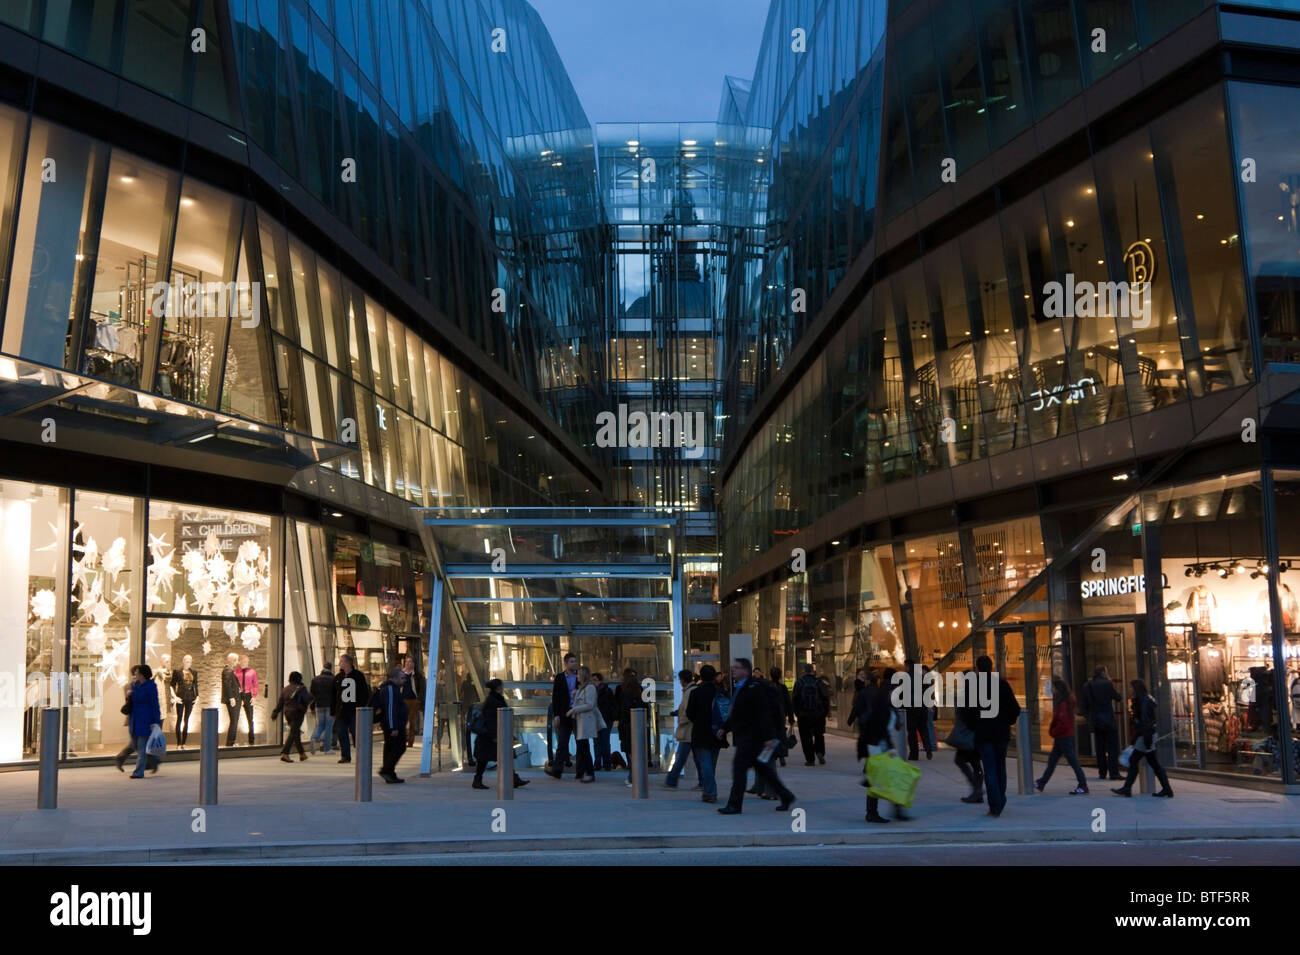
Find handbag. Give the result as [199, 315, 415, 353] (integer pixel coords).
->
[943, 723, 974, 751]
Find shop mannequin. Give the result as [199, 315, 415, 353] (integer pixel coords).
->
[222, 653, 241, 746]
[233, 653, 258, 745]
[170, 653, 198, 749]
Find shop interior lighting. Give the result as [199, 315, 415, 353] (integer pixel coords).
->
[1184, 559, 1290, 579]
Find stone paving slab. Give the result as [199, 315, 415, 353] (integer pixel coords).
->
[0, 737, 1295, 862]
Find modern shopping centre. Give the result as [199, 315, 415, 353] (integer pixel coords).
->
[1, 0, 1300, 790]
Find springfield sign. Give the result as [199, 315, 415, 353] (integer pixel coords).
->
[1081, 573, 1168, 600]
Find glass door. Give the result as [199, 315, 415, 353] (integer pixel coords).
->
[1071, 622, 1137, 755]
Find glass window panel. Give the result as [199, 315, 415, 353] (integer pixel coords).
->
[315, 257, 345, 369]
[1023, 0, 1082, 117]
[1229, 81, 1300, 368]
[0, 106, 26, 318]
[927, 239, 979, 463]
[192, 0, 235, 124]
[406, 328, 427, 421]
[343, 279, 369, 382]
[439, 354, 461, 440]
[1077, 0, 1139, 83]
[0, 482, 67, 763]
[259, 214, 290, 336]
[221, 232, 278, 424]
[301, 352, 332, 439]
[975, 0, 1032, 146]
[4, 120, 103, 370]
[365, 297, 391, 398]
[935, 0, 988, 170]
[70, 490, 142, 758]
[164, 179, 243, 407]
[121, 0, 190, 101]
[423, 345, 441, 430]
[43, 0, 122, 69]
[898, 21, 946, 204]
[287, 238, 321, 356]
[1151, 87, 1250, 392]
[81, 153, 176, 391]
[1093, 129, 1183, 408]
[387, 313, 410, 410]
[964, 220, 1029, 455]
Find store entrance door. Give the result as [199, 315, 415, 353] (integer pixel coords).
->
[1070, 621, 1137, 757]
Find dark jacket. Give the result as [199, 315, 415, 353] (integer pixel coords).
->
[972, 676, 1022, 745]
[371, 680, 406, 734]
[309, 670, 334, 712]
[721, 677, 780, 745]
[220, 665, 240, 702]
[126, 679, 161, 739]
[773, 680, 794, 724]
[479, 689, 507, 740]
[846, 682, 872, 729]
[553, 670, 577, 718]
[271, 683, 312, 723]
[1132, 693, 1158, 747]
[792, 673, 829, 718]
[616, 682, 647, 752]
[595, 683, 618, 725]
[170, 668, 198, 703]
[1081, 676, 1121, 728]
[686, 680, 721, 750]
[855, 683, 894, 757]
[330, 667, 371, 717]
[401, 669, 425, 701]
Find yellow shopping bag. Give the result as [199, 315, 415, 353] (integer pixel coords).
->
[865, 752, 921, 808]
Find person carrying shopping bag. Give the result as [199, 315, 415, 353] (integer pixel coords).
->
[858, 671, 913, 823]
[123, 664, 162, 779]
[1112, 679, 1174, 798]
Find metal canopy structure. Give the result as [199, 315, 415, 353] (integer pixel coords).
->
[414, 507, 687, 775]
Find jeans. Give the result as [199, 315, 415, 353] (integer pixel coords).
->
[666, 740, 693, 786]
[132, 736, 151, 776]
[1092, 723, 1120, 778]
[1039, 735, 1087, 789]
[726, 739, 793, 809]
[226, 694, 254, 745]
[797, 716, 825, 763]
[174, 699, 194, 746]
[336, 710, 356, 761]
[594, 727, 612, 770]
[310, 711, 335, 752]
[977, 739, 1010, 814]
[693, 746, 718, 797]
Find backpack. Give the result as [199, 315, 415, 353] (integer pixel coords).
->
[468, 703, 487, 736]
[711, 691, 731, 734]
[798, 678, 824, 716]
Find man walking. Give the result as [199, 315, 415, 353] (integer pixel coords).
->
[717, 658, 796, 815]
[547, 652, 579, 778]
[903, 659, 933, 760]
[973, 655, 1021, 817]
[1081, 665, 1122, 780]
[373, 667, 408, 783]
[592, 672, 617, 771]
[665, 669, 696, 789]
[402, 655, 425, 746]
[792, 663, 829, 765]
[309, 661, 335, 754]
[331, 654, 370, 764]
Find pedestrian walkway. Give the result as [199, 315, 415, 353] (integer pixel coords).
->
[1, 736, 1296, 863]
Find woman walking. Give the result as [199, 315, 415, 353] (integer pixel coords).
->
[471, 679, 530, 790]
[1113, 679, 1173, 797]
[271, 671, 313, 762]
[1035, 678, 1089, 794]
[123, 664, 161, 779]
[566, 666, 600, 782]
[616, 667, 646, 787]
[858, 671, 909, 823]
[944, 675, 985, 804]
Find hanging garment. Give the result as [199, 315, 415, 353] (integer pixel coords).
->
[92, 320, 119, 352]
[1198, 646, 1228, 694]
[1187, 586, 1219, 634]
[1202, 702, 1227, 751]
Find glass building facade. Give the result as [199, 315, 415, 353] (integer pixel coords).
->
[0, 0, 606, 763]
[720, 0, 1300, 786]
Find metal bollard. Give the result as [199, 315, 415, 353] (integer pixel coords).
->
[37, 708, 59, 809]
[497, 707, 513, 800]
[199, 708, 219, 806]
[355, 707, 373, 802]
[631, 708, 649, 798]
[1017, 710, 1034, 795]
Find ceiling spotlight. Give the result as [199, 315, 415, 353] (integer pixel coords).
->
[1217, 566, 1229, 578]
[1184, 566, 1194, 577]
[1234, 561, 1245, 575]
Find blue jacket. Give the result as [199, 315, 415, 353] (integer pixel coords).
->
[128, 679, 161, 738]
[372, 681, 406, 733]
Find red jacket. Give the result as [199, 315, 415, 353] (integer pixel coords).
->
[1049, 698, 1075, 739]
